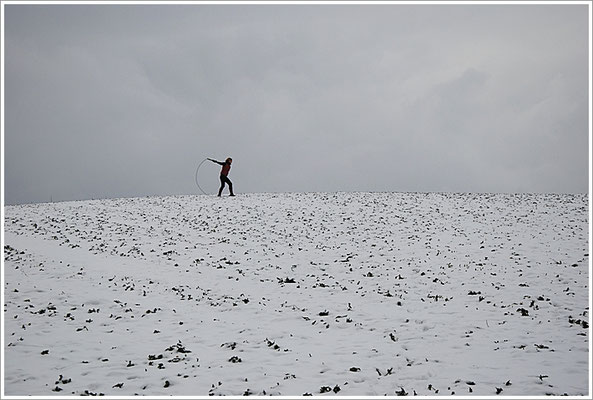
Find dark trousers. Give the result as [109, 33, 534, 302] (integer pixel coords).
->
[218, 175, 234, 196]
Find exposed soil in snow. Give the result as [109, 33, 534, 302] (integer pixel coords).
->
[2, 192, 589, 396]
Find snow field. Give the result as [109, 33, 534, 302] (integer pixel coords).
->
[2, 192, 589, 396]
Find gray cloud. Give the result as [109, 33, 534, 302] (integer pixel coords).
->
[3, 4, 589, 204]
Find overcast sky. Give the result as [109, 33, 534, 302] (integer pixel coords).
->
[2, 2, 590, 204]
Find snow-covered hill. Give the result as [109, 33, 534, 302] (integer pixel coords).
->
[2, 192, 590, 397]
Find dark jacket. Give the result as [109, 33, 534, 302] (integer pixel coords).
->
[213, 160, 231, 176]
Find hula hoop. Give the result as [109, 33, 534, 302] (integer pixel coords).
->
[194, 158, 209, 195]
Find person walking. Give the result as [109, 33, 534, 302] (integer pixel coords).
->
[208, 157, 235, 196]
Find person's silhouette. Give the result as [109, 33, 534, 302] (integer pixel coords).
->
[208, 157, 235, 196]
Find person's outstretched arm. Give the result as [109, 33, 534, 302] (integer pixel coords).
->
[208, 158, 224, 166]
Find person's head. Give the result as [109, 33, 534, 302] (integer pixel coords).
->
[226, 157, 233, 164]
